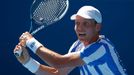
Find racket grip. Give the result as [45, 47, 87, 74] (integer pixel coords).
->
[14, 49, 22, 57]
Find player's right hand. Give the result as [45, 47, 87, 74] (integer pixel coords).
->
[19, 32, 33, 47]
[14, 43, 30, 64]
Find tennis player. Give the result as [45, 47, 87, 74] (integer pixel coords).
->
[14, 6, 127, 75]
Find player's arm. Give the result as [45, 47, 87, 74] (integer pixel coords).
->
[36, 46, 85, 68]
[14, 44, 70, 75]
[19, 32, 85, 68]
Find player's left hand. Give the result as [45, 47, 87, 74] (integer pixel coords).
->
[14, 44, 30, 64]
[19, 32, 33, 46]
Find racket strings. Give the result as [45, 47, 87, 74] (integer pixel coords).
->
[33, 0, 67, 25]
[35, 0, 60, 23]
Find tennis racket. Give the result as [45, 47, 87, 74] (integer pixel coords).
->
[14, 0, 69, 57]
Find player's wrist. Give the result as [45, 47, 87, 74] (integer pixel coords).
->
[26, 38, 43, 53]
[23, 57, 40, 73]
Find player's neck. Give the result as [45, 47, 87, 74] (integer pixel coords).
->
[83, 34, 99, 46]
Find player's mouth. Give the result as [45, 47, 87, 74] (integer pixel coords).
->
[78, 33, 86, 37]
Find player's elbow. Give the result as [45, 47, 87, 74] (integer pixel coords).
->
[50, 68, 60, 75]
[51, 55, 71, 68]
[35, 65, 60, 75]
[51, 57, 65, 68]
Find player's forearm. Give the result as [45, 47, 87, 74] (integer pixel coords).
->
[36, 64, 75, 75]
[21, 57, 59, 75]
[36, 46, 84, 68]
[36, 46, 65, 67]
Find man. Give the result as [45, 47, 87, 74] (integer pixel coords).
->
[14, 6, 127, 75]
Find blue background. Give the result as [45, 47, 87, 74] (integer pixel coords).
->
[1, 0, 134, 75]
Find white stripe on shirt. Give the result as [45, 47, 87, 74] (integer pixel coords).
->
[98, 62, 114, 75]
[87, 65, 99, 75]
[83, 45, 106, 64]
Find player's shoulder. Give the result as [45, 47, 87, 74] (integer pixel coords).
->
[68, 40, 81, 53]
[99, 35, 114, 46]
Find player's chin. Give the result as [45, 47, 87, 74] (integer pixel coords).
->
[77, 35, 92, 42]
[78, 36, 87, 42]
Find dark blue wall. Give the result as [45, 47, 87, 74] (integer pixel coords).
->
[1, 0, 134, 75]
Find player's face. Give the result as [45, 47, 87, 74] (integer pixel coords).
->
[75, 15, 100, 43]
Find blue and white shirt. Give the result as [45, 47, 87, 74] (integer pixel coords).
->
[68, 35, 127, 75]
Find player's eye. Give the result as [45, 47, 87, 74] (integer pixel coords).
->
[75, 21, 80, 26]
[83, 22, 89, 27]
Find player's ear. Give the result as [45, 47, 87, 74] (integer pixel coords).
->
[74, 24, 77, 31]
[95, 24, 102, 32]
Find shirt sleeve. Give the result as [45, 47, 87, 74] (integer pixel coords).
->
[80, 43, 106, 64]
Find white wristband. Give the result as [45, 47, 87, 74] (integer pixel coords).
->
[23, 58, 40, 73]
[26, 38, 43, 53]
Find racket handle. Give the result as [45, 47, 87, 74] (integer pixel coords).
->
[14, 49, 22, 57]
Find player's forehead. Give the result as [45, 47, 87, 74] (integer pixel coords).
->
[75, 15, 95, 23]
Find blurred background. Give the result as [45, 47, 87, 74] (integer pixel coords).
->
[1, 0, 134, 75]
